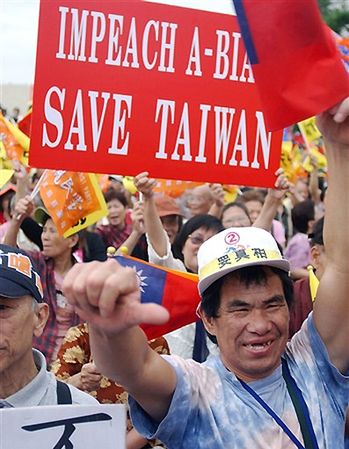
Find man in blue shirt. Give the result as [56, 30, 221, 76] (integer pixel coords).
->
[63, 99, 349, 449]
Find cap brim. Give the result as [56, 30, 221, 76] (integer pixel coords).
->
[158, 210, 182, 217]
[198, 259, 290, 295]
[34, 207, 50, 225]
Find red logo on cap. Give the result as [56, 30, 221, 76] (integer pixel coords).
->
[225, 232, 240, 245]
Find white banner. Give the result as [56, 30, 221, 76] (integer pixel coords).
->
[1, 404, 126, 449]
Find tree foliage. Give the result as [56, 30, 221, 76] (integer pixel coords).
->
[318, 0, 349, 34]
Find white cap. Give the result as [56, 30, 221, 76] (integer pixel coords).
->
[197, 227, 290, 295]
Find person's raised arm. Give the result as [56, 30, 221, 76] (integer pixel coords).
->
[62, 259, 176, 421]
[253, 168, 289, 233]
[134, 171, 168, 257]
[313, 97, 349, 374]
[12, 160, 31, 202]
[308, 156, 322, 206]
[116, 201, 145, 256]
[3, 195, 34, 247]
[207, 183, 225, 219]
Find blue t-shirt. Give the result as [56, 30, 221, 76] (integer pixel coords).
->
[130, 314, 349, 449]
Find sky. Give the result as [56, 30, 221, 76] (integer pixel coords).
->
[0, 0, 234, 85]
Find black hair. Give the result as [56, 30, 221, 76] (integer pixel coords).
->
[291, 200, 315, 234]
[309, 216, 324, 246]
[200, 266, 294, 344]
[103, 188, 128, 208]
[0, 190, 15, 214]
[172, 214, 224, 262]
[41, 213, 50, 226]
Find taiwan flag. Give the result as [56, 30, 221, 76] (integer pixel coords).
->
[233, 0, 349, 131]
[115, 255, 200, 339]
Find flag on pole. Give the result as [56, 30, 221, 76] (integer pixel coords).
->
[0, 113, 29, 165]
[0, 170, 14, 190]
[39, 170, 108, 236]
[307, 265, 319, 303]
[298, 117, 322, 145]
[115, 255, 200, 340]
[233, 0, 349, 131]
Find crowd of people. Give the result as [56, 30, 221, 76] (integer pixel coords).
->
[0, 97, 348, 449]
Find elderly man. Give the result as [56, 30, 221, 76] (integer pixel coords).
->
[62, 99, 349, 449]
[0, 244, 97, 407]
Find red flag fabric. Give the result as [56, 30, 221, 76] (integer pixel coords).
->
[18, 109, 32, 137]
[115, 255, 200, 340]
[233, 0, 349, 131]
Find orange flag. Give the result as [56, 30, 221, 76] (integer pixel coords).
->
[153, 179, 202, 198]
[0, 113, 27, 163]
[39, 170, 107, 236]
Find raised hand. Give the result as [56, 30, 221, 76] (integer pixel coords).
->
[316, 97, 349, 147]
[62, 259, 170, 335]
[209, 183, 225, 208]
[134, 171, 157, 199]
[269, 168, 290, 201]
[13, 195, 34, 221]
[131, 201, 145, 234]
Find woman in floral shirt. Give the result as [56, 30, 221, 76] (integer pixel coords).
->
[51, 323, 169, 449]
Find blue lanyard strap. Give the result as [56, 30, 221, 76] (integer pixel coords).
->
[238, 376, 306, 449]
[281, 359, 320, 449]
[238, 359, 319, 449]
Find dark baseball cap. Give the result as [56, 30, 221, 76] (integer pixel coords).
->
[0, 244, 44, 303]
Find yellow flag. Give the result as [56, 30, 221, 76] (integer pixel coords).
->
[0, 169, 14, 190]
[303, 146, 327, 173]
[298, 117, 322, 144]
[307, 265, 319, 302]
[281, 141, 293, 179]
[123, 176, 137, 195]
[3, 117, 30, 151]
[223, 185, 240, 203]
[0, 142, 13, 169]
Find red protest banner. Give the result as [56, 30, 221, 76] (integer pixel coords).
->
[29, 0, 282, 188]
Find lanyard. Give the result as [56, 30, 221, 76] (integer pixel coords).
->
[281, 359, 320, 449]
[238, 359, 319, 449]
